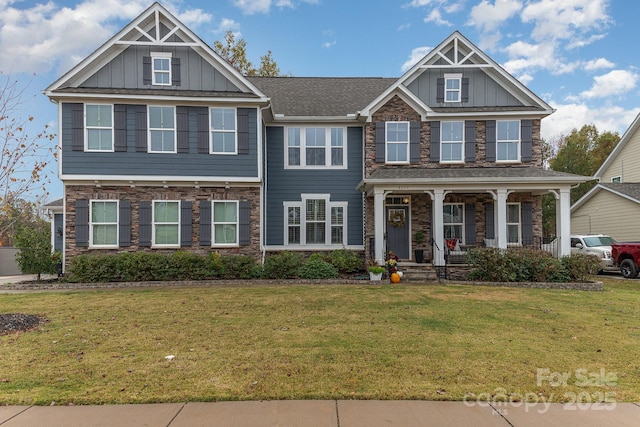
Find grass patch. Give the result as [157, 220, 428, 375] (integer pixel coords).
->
[1, 277, 639, 405]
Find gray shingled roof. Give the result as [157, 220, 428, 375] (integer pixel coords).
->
[600, 183, 640, 202]
[247, 76, 396, 117]
[367, 167, 589, 181]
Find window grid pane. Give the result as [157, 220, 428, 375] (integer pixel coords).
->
[149, 107, 175, 152]
[213, 202, 238, 245]
[91, 201, 118, 246]
[497, 120, 520, 161]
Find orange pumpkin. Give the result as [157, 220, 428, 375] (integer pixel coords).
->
[390, 272, 401, 283]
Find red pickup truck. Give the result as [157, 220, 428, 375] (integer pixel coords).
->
[611, 242, 640, 278]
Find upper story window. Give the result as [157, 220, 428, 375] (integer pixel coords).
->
[152, 52, 172, 86]
[210, 108, 237, 154]
[441, 121, 464, 162]
[153, 200, 180, 247]
[386, 121, 409, 164]
[85, 104, 113, 151]
[497, 120, 520, 162]
[507, 203, 521, 244]
[90, 200, 118, 247]
[444, 73, 462, 102]
[148, 106, 176, 153]
[284, 194, 347, 246]
[285, 127, 346, 168]
[213, 201, 239, 246]
[612, 176, 621, 183]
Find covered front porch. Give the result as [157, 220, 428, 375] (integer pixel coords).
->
[358, 168, 587, 267]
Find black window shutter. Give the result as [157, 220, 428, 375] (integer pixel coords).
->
[485, 203, 495, 239]
[465, 203, 476, 246]
[143, 56, 152, 85]
[139, 201, 152, 247]
[199, 201, 212, 246]
[436, 78, 444, 103]
[465, 120, 476, 162]
[461, 78, 469, 102]
[486, 120, 496, 162]
[521, 120, 533, 162]
[171, 57, 181, 86]
[180, 201, 192, 247]
[198, 108, 210, 154]
[239, 201, 251, 246]
[430, 121, 440, 162]
[71, 103, 84, 151]
[135, 105, 148, 152]
[237, 108, 250, 154]
[176, 106, 189, 153]
[409, 121, 421, 163]
[375, 122, 385, 163]
[522, 202, 533, 245]
[119, 200, 131, 247]
[75, 199, 89, 247]
[114, 104, 127, 152]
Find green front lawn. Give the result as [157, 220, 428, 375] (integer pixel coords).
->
[1, 277, 639, 405]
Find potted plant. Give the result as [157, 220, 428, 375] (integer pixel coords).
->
[367, 264, 386, 281]
[414, 231, 426, 263]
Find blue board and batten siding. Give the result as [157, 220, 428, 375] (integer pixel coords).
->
[60, 103, 259, 178]
[264, 126, 364, 247]
[81, 45, 242, 93]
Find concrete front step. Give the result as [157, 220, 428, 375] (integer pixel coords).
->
[397, 262, 439, 282]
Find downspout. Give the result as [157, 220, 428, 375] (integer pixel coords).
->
[259, 102, 271, 265]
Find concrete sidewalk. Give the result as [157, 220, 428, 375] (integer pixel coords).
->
[1, 400, 639, 426]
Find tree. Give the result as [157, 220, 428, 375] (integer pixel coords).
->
[1, 73, 56, 244]
[14, 220, 59, 281]
[213, 31, 281, 77]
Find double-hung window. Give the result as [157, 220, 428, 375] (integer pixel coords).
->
[153, 201, 180, 247]
[152, 52, 171, 86]
[85, 104, 113, 151]
[210, 108, 237, 154]
[285, 127, 345, 168]
[507, 203, 521, 244]
[148, 106, 176, 153]
[284, 195, 347, 246]
[90, 200, 118, 247]
[213, 201, 238, 246]
[497, 120, 520, 162]
[440, 121, 464, 162]
[386, 121, 409, 163]
[443, 204, 464, 242]
[444, 73, 462, 102]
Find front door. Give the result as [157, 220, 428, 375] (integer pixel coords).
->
[386, 206, 410, 259]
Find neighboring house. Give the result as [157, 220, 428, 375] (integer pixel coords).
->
[572, 113, 640, 241]
[45, 2, 586, 270]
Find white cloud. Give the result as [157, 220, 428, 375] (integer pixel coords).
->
[468, 0, 522, 33]
[584, 58, 615, 71]
[424, 8, 452, 26]
[579, 70, 639, 99]
[216, 18, 241, 34]
[502, 40, 559, 75]
[401, 46, 433, 72]
[322, 40, 336, 49]
[232, 0, 272, 15]
[543, 103, 640, 141]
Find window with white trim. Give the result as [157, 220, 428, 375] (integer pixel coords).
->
[443, 203, 464, 242]
[153, 201, 180, 247]
[213, 201, 238, 246]
[497, 120, 520, 162]
[386, 121, 409, 163]
[152, 52, 171, 86]
[285, 127, 346, 168]
[148, 106, 176, 153]
[283, 195, 347, 246]
[90, 200, 118, 247]
[444, 73, 462, 102]
[441, 121, 464, 162]
[611, 176, 621, 183]
[85, 104, 113, 151]
[210, 108, 237, 154]
[507, 203, 521, 244]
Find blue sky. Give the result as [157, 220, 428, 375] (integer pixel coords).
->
[1, 0, 639, 202]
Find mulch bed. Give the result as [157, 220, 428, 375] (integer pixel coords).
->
[0, 313, 48, 336]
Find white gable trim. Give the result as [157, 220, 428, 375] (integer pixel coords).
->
[594, 112, 640, 178]
[571, 183, 640, 213]
[361, 86, 431, 121]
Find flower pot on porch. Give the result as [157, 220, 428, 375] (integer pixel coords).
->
[369, 272, 383, 281]
[414, 249, 424, 263]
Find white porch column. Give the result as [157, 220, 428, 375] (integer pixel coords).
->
[432, 189, 445, 266]
[374, 188, 386, 265]
[557, 188, 572, 257]
[496, 188, 508, 249]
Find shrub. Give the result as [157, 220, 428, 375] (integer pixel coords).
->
[262, 251, 304, 279]
[561, 253, 600, 282]
[325, 249, 362, 274]
[299, 259, 339, 279]
[219, 254, 261, 279]
[68, 253, 120, 283]
[14, 222, 59, 280]
[169, 251, 217, 280]
[467, 248, 569, 283]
